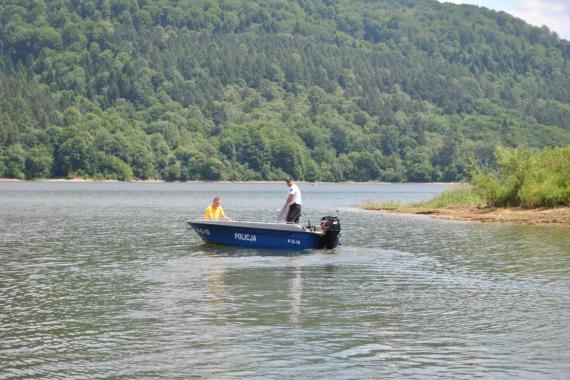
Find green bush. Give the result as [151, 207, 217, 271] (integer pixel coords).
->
[473, 146, 570, 208]
[0, 152, 5, 178]
[4, 144, 26, 179]
[96, 154, 133, 181]
[24, 146, 53, 179]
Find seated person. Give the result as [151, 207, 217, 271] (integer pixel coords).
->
[204, 196, 230, 220]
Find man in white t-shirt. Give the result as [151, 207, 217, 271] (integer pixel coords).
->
[284, 177, 302, 223]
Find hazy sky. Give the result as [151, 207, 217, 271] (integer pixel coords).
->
[438, 0, 570, 40]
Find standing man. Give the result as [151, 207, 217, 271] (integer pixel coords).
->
[204, 196, 230, 220]
[284, 177, 302, 224]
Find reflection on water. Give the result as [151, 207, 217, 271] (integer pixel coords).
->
[207, 253, 225, 307]
[0, 182, 569, 378]
[203, 252, 307, 325]
[287, 259, 303, 324]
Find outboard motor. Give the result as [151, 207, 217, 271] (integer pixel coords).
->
[318, 216, 341, 249]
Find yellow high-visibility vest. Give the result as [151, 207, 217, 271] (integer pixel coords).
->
[204, 205, 226, 219]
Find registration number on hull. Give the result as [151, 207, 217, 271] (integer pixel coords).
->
[195, 227, 210, 236]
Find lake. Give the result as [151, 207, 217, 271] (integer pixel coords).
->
[1, 182, 569, 379]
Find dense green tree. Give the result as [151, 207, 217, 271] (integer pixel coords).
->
[96, 153, 133, 180]
[24, 146, 53, 179]
[4, 144, 26, 179]
[54, 134, 96, 177]
[271, 138, 304, 179]
[0, 154, 5, 178]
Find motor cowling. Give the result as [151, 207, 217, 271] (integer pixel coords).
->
[318, 216, 341, 249]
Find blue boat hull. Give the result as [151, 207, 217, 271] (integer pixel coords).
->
[188, 220, 337, 250]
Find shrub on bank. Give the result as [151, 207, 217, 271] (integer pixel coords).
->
[472, 146, 570, 208]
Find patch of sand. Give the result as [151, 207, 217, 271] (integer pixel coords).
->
[371, 206, 570, 227]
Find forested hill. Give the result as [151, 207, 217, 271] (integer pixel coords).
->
[1, 0, 569, 181]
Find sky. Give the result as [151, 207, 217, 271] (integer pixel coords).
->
[438, 0, 570, 40]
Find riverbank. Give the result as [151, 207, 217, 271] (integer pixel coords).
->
[364, 205, 570, 227]
[0, 178, 442, 185]
[0, 177, 164, 183]
[362, 183, 570, 226]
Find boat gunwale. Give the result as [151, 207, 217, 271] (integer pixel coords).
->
[187, 218, 318, 233]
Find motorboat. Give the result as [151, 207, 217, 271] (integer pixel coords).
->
[187, 216, 341, 250]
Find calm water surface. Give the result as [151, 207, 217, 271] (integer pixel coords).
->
[1, 182, 569, 379]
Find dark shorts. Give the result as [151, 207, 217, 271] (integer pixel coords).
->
[286, 203, 302, 224]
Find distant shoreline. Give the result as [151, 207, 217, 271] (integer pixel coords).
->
[0, 178, 454, 185]
[0, 178, 163, 183]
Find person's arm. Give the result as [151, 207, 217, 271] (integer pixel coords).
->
[219, 207, 230, 220]
[284, 193, 293, 208]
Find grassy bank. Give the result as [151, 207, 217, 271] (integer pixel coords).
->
[363, 146, 570, 226]
[363, 184, 570, 226]
[362, 184, 483, 212]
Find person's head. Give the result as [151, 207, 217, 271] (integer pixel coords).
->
[285, 177, 293, 186]
[212, 196, 221, 207]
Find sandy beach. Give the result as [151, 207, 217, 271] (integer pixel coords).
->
[368, 206, 570, 227]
